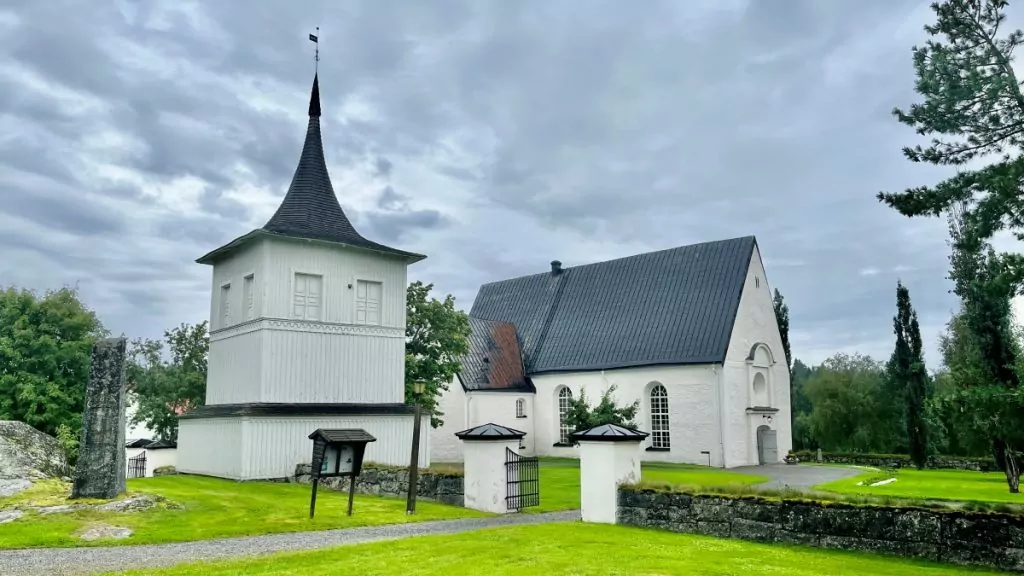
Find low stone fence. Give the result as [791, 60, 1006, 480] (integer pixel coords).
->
[293, 463, 464, 506]
[617, 487, 1024, 573]
[791, 451, 997, 471]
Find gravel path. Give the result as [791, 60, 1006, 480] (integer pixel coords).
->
[0, 510, 580, 576]
[731, 463, 864, 490]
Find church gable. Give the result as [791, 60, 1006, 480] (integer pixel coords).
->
[468, 236, 756, 379]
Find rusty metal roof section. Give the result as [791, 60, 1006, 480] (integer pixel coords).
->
[457, 317, 533, 392]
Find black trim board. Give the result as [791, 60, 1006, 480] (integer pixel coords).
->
[179, 403, 422, 420]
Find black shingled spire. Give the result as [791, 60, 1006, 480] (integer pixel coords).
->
[308, 73, 321, 117]
[257, 73, 424, 261]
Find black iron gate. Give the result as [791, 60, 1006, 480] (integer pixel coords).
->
[505, 447, 540, 511]
[127, 453, 147, 479]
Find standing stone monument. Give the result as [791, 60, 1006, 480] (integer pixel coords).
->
[71, 337, 128, 500]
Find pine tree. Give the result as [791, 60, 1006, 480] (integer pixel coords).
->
[879, 0, 1024, 491]
[886, 281, 930, 469]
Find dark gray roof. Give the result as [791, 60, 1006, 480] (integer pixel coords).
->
[468, 236, 756, 376]
[126, 438, 153, 448]
[145, 439, 177, 450]
[308, 428, 377, 444]
[569, 423, 650, 442]
[457, 317, 534, 392]
[196, 74, 426, 265]
[454, 423, 527, 440]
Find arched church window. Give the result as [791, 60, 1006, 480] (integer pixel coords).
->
[650, 384, 670, 449]
[558, 387, 573, 444]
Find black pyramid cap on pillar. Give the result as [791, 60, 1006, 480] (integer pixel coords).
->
[569, 423, 650, 442]
[454, 422, 527, 441]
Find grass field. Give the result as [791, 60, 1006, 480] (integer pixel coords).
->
[111, 522, 1001, 576]
[524, 457, 769, 512]
[814, 467, 1024, 506]
[0, 475, 483, 549]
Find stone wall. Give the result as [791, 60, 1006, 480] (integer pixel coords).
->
[294, 463, 464, 506]
[792, 450, 997, 471]
[618, 488, 1024, 573]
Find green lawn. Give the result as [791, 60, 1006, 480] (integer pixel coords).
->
[113, 522, 1001, 576]
[814, 468, 1024, 506]
[0, 475, 483, 549]
[531, 457, 768, 512]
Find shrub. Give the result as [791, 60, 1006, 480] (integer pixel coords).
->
[55, 423, 79, 468]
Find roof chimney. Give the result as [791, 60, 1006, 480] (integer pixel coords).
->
[550, 260, 562, 275]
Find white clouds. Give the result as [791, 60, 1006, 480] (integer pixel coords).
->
[0, 0, 1009, 370]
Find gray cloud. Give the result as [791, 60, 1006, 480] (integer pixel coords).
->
[0, 0, 989, 366]
[362, 186, 448, 243]
[374, 157, 393, 178]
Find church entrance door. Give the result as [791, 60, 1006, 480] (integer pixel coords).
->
[756, 425, 778, 465]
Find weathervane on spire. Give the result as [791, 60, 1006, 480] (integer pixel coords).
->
[309, 27, 319, 72]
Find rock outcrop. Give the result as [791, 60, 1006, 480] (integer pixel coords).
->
[0, 420, 69, 497]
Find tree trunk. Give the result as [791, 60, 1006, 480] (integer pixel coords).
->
[994, 438, 1007, 471]
[1002, 444, 1020, 494]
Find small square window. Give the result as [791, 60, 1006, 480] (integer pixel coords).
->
[243, 274, 255, 321]
[293, 273, 323, 321]
[355, 280, 383, 325]
[220, 283, 232, 327]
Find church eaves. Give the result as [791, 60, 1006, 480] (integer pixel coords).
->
[196, 73, 426, 265]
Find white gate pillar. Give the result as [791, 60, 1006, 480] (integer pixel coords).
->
[455, 423, 527, 514]
[571, 423, 649, 524]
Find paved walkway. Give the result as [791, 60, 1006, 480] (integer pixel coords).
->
[0, 510, 580, 576]
[733, 463, 865, 491]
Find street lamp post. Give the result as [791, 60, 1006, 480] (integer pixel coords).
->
[406, 381, 425, 515]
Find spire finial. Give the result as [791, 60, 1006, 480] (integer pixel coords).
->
[309, 27, 320, 73]
[307, 29, 321, 117]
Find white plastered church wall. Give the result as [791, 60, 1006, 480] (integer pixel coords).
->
[530, 365, 722, 466]
[721, 244, 792, 467]
[430, 378, 536, 462]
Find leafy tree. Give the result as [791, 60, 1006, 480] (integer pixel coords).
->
[0, 285, 106, 439]
[772, 288, 792, 371]
[789, 358, 816, 450]
[564, 384, 640, 435]
[126, 322, 208, 442]
[885, 281, 931, 468]
[938, 205, 1024, 490]
[405, 281, 471, 428]
[799, 353, 901, 453]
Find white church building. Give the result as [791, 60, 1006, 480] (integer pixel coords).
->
[431, 237, 792, 469]
[176, 73, 430, 480]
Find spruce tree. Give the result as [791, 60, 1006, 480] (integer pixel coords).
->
[772, 288, 792, 371]
[886, 281, 930, 469]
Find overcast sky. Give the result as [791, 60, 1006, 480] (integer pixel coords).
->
[2, 0, 1022, 369]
